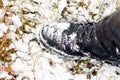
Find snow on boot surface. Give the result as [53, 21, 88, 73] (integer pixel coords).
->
[39, 10, 120, 66]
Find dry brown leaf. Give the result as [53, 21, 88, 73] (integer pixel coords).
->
[0, 0, 3, 8]
[62, 7, 67, 13]
[52, 3, 58, 8]
[78, 1, 87, 7]
[4, 66, 12, 72]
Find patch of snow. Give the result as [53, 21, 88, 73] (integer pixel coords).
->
[74, 74, 87, 80]
[95, 64, 119, 80]
[12, 15, 22, 27]
[57, 22, 70, 31]
[0, 72, 8, 78]
[11, 58, 29, 73]
[58, 0, 67, 13]
[0, 23, 8, 37]
[14, 40, 29, 52]
[0, 23, 8, 32]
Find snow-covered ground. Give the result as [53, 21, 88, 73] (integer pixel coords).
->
[0, 0, 120, 80]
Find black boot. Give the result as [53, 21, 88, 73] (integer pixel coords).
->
[95, 9, 120, 65]
[40, 22, 111, 59]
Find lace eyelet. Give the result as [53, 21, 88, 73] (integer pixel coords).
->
[95, 36, 97, 40]
[87, 38, 91, 42]
[79, 38, 83, 42]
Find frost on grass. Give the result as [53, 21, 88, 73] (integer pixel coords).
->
[0, 0, 120, 80]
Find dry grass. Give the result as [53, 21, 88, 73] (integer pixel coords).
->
[0, 0, 119, 79]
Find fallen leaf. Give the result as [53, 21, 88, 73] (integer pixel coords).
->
[4, 66, 12, 72]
